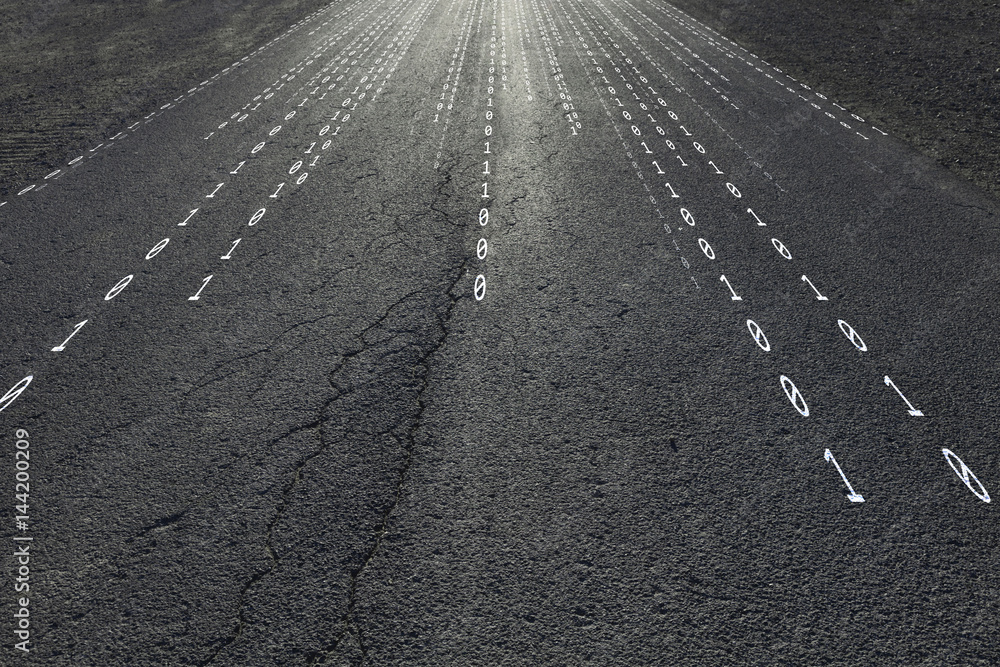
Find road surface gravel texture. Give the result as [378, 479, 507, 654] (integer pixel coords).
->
[665, 0, 1000, 199]
[0, 0, 998, 665]
[0, 0, 338, 194]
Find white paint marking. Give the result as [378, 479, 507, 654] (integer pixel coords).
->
[825, 450, 865, 502]
[52, 320, 88, 352]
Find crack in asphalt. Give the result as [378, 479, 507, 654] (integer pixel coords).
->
[45, 118, 477, 666]
[197, 419, 324, 666]
[182, 311, 344, 402]
[307, 256, 469, 666]
[193, 284, 427, 665]
[428, 156, 462, 226]
[197, 163, 472, 666]
[194, 251, 468, 665]
[363, 229, 409, 256]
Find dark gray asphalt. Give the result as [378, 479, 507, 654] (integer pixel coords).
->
[1, 0, 998, 664]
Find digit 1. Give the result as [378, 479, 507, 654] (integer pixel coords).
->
[708, 161, 723, 174]
[206, 182, 224, 198]
[801, 274, 828, 301]
[719, 274, 742, 301]
[309, 155, 320, 167]
[676, 155, 688, 167]
[664, 183, 679, 198]
[641, 141, 652, 154]
[883, 376, 924, 417]
[824, 449, 865, 503]
[747, 208, 765, 226]
[221, 238, 242, 260]
[188, 275, 214, 301]
[483, 161, 490, 174]
[614, 98, 623, 106]
[51, 319, 89, 352]
[179, 208, 199, 226]
[269, 182, 285, 198]
[305, 142, 316, 153]
[433, 114, 439, 122]
[679, 125, 692, 136]
[652, 161, 665, 174]
[484, 141, 491, 153]
[230, 161, 246, 174]
[482, 182, 489, 198]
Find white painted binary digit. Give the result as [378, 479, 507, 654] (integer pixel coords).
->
[824, 449, 865, 502]
[942, 449, 990, 503]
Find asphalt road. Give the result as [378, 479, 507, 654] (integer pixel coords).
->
[2, 0, 998, 664]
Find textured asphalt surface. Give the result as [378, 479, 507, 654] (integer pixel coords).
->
[2, 0, 998, 664]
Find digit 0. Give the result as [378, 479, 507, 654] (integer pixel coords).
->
[145, 238, 170, 260]
[248, 207, 266, 226]
[771, 238, 792, 260]
[837, 320, 867, 352]
[0, 376, 32, 414]
[105, 275, 134, 301]
[780, 375, 809, 417]
[746, 320, 770, 351]
[698, 238, 715, 259]
[942, 449, 991, 503]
